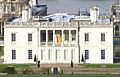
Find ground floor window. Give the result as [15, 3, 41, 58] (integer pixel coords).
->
[56, 50, 61, 60]
[85, 50, 89, 59]
[64, 50, 68, 60]
[71, 50, 75, 60]
[28, 50, 32, 59]
[41, 50, 44, 60]
[48, 50, 51, 60]
[101, 50, 105, 59]
[12, 50, 16, 60]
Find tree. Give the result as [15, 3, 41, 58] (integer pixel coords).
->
[34, 55, 37, 62]
[81, 54, 84, 62]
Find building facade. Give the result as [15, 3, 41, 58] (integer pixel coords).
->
[4, 22, 113, 64]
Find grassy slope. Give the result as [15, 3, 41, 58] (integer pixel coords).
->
[0, 75, 120, 77]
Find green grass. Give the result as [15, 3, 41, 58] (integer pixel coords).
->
[0, 46, 3, 57]
[0, 64, 35, 69]
[115, 45, 120, 57]
[80, 64, 120, 68]
[0, 75, 120, 77]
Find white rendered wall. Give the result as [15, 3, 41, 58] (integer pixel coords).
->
[80, 27, 113, 64]
[4, 28, 38, 64]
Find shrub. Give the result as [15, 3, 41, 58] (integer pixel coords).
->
[1, 66, 17, 74]
[23, 68, 34, 74]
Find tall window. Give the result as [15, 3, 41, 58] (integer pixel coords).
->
[101, 33, 105, 41]
[101, 50, 105, 59]
[28, 33, 32, 42]
[11, 33, 16, 41]
[71, 50, 75, 60]
[48, 50, 51, 60]
[64, 30, 69, 41]
[64, 50, 68, 60]
[28, 50, 32, 59]
[71, 30, 76, 41]
[85, 33, 89, 41]
[85, 50, 89, 59]
[12, 50, 16, 59]
[41, 50, 43, 60]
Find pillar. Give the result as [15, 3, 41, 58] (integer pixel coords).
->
[76, 30, 78, 46]
[39, 30, 41, 47]
[53, 30, 55, 46]
[46, 30, 48, 46]
[1, 22, 2, 35]
[69, 30, 71, 46]
[62, 30, 64, 46]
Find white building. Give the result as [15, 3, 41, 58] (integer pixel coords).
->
[4, 21, 113, 64]
[3, 5, 113, 64]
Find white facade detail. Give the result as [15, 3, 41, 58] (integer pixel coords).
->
[22, 8, 29, 22]
[4, 22, 113, 64]
[90, 6, 99, 22]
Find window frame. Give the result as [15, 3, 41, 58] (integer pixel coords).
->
[101, 50, 105, 59]
[85, 33, 89, 42]
[28, 50, 32, 60]
[85, 50, 89, 59]
[12, 50, 16, 60]
[101, 33, 105, 42]
[28, 33, 32, 42]
[11, 33, 16, 42]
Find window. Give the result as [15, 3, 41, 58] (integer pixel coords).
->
[85, 33, 89, 41]
[85, 50, 89, 59]
[56, 50, 61, 59]
[12, 50, 16, 59]
[41, 50, 43, 60]
[101, 50, 105, 59]
[11, 33, 16, 41]
[28, 50, 32, 59]
[48, 50, 51, 60]
[64, 30, 69, 41]
[71, 50, 75, 60]
[64, 50, 68, 60]
[71, 30, 76, 41]
[101, 33, 105, 41]
[28, 33, 32, 42]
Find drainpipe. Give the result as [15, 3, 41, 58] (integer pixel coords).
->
[37, 28, 39, 63]
[78, 22, 80, 63]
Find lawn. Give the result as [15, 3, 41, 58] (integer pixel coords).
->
[0, 75, 120, 77]
[80, 64, 120, 68]
[115, 45, 120, 57]
[0, 64, 35, 69]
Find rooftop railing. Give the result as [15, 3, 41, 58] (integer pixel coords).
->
[5, 22, 112, 28]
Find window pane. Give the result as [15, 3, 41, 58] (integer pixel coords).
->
[85, 33, 89, 41]
[101, 33, 105, 41]
[28, 50, 32, 59]
[48, 50, 51, 60]
[71, 50, 75, 60]
[64, 50, 68, 60]
[11, 33, 16, 41]
[85, 50, 89, 59]
[41, 50, 43, 60]
[28, 34, 32, 41]
[71, 30, 76, 41]
[12, 50, 16, 59]
[101, 50, 105, 59]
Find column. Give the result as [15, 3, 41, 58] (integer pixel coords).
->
[46, 30, 48, 46]
[69, 30, 71, 46]
[1, 22, 2, 35]
[39, 30, 41, 47]
[53, 30, 55, 46]
[62, 30, 64, 46]
[0, 22, 1, 35]
[76, 30, 78, 46]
